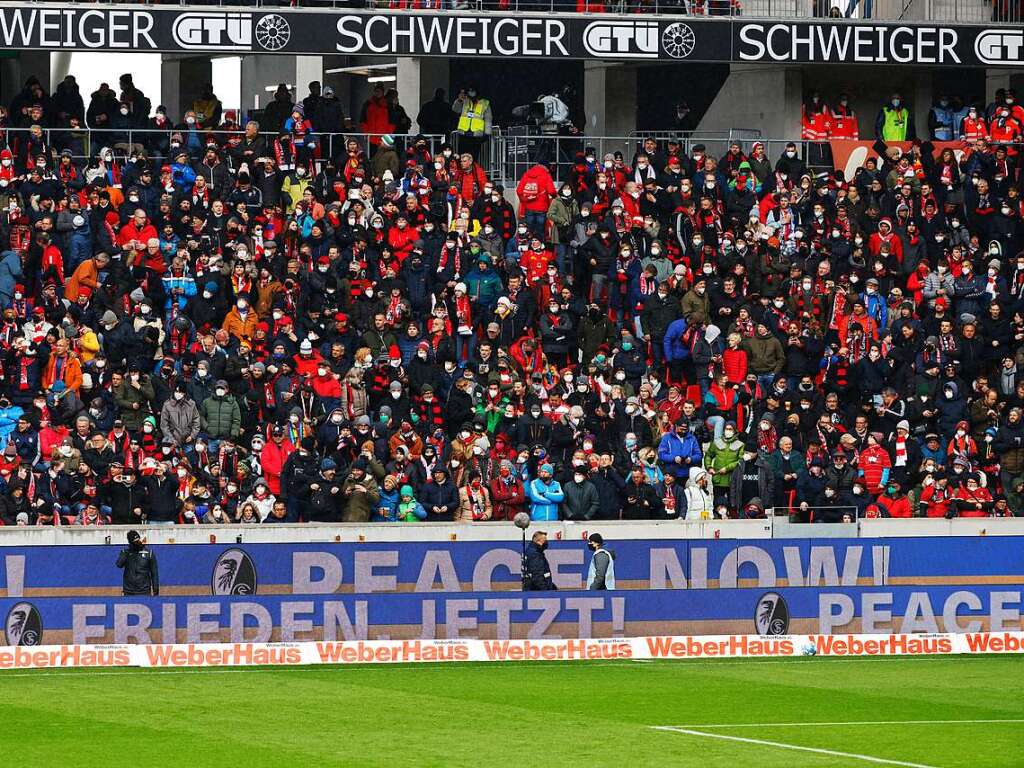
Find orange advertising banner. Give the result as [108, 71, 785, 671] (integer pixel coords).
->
[829, 140, 965, 181]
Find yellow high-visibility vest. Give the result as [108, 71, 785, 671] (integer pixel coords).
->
[457, 98, 489, 133]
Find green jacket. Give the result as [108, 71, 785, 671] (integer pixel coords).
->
[742, 331, 785, 374]
[680, 288, 710, 326]
[546, 197, 578, 245]
[114, 377, 156, 431]
[200, 394, 241, 439]
[705, 437, 744, 487]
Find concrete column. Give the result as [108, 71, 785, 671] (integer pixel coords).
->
[987, 68, 1012, 103]
[697, 64, 802, 143]
[0, 59, 19, 105]
[240, 55, 295, 113]
[584, 61, 637, 137]
[159, 56, 212, 121]
[295, 55, 324, 106]
[396, 57, 450, 133]
[49, 52, 72, 92]
[913, 69, 933, 141]
[160, 58, 181, 120]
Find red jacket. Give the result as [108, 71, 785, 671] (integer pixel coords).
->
[260, 439, 295, 496]
[387, 225, 419, 262]
[455, 163, 489, 204]
[360, 96, 394, 146]
[516, 164, 557, 215]
[722, 347, 748, 384]
[919, 484, 954, 518]
[876, 493, 911, 518]
[857, 444, 891, 494]
[118, 220, 158, 250]
[955, 487, 992, 518]
[801, 105, 831, 140]
[829, 105, 859, 139]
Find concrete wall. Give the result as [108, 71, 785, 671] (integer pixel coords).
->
[698, 64, 803, 141]
[584, 61, 637, 136]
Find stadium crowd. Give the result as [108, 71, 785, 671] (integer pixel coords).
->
[0, 71, 1024, 527]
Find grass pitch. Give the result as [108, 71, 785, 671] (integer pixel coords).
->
[3, 655, 1022, 767]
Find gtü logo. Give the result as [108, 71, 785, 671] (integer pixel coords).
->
[582, 21, 659, 58]
[974, 29, 1024, 64]
[172, 12, 252, 50]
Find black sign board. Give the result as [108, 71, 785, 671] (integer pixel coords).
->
[0, 5, 1018, 67]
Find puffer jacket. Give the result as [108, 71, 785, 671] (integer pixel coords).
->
[527, 477, 564, 521]
[704, 437, 744, 488]
[684, 467, 714, 520]
[201, 393, 241, 439]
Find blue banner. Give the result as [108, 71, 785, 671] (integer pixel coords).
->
[1, 585, 1020, 645]
[1, 537, 1021, 597]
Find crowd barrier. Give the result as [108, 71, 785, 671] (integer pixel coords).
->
[0, 517, 1020, 546]
[1, 631, 1022, 670]
[0, 127, 444, 165]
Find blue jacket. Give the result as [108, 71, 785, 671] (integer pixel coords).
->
[527, 478, 564, 521]
[0, 405, 24, 445]
[861, 291, 888, 331]
[657, 431, 703, 478]
[371, 488, 400, 522]
[663, 318, 690, 362]
[0, 250, 23, 306]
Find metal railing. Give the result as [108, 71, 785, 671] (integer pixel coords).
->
[0, 126, 446, 166]
[11, 0, 1022, 23]
[483, 129, 859, 189]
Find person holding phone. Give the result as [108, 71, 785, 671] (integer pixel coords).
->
[116, 530, 159, 596]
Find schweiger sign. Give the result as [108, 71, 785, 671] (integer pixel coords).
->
[0, 5, 1021, 66]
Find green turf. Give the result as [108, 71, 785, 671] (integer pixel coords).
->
[3, 655, 1022, 767]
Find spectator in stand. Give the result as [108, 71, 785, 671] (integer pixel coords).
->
[1, 65, 1023, 528]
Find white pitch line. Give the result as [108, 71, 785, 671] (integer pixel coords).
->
[659, 719, 1024, 729]
[651, 726, 942, 768]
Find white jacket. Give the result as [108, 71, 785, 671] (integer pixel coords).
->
[684, 467, 714, 520]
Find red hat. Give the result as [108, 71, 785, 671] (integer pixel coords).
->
[78, 287, 91, 299]
[334, 312, 348, 323]
[256, 322, 270, 333]
[767, 236, 781, 248]
[935, 297, 949, 310]
[279, 315, 293, 326]
[32, 306, 45, 316]
[105, 211, 119, 226]
[317, 255, 330, 265]
[388, 344, 401, 361]
[14, 284, 24, 293]
[417, 341, 430, 352]
[405, 159, 417, 168]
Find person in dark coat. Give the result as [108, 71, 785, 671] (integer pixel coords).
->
[416, 89, 454, 137]
[144, 463, 180, 523]
[523, 530, 556, 591]
[420, 467, 460, 521]
[116, 530, 158, 596]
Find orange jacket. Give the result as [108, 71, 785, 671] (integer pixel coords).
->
[64, 258, 101, 301]
[221, 307, 259, 343]
[43, 353, 83, 394]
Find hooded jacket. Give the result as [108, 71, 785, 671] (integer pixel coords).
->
[684, 467, 714, 520]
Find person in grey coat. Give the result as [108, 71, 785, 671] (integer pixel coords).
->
[562, 470, 600, 521]
[159, 382, 201, 446]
